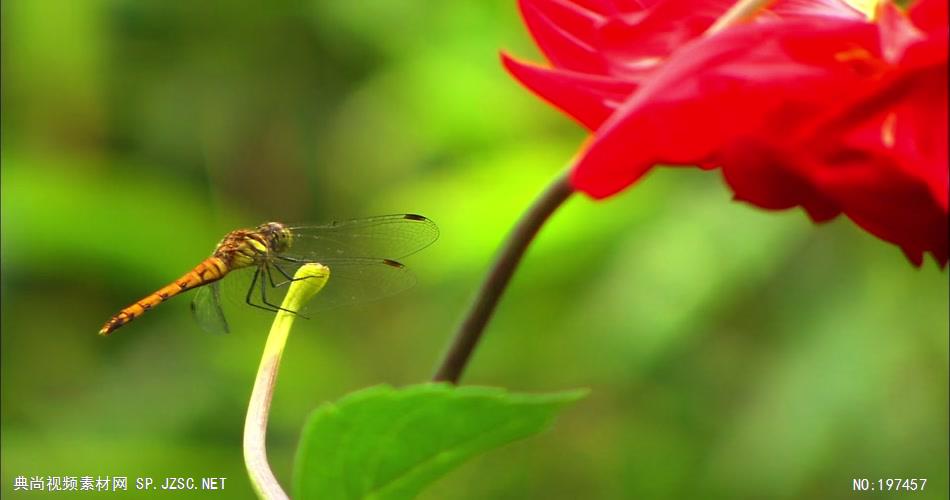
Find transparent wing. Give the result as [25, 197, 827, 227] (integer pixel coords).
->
[284, 214, 438, 261]
[190, 282, 230, 334]
[267, 257, 416, 316]
[190, 258, 416, 333]
[190, 267, 264, 334]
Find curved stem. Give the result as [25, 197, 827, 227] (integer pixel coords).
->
[245, 354, 288, 500]
[244, 264, 329, 500]
[433, 171, 574, 383]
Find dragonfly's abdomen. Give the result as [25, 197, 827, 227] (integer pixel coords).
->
[98, 257, 229, 335]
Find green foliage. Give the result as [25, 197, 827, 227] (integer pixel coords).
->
[293, 384, 586, 500]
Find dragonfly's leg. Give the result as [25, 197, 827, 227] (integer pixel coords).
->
[273, 256, 323, 284]
[271, 262, 318, 286]
[272, 262, 295, 286]
[266, 263, 280, 288]
[244, 267, 280, 313]
[259, 265, 308, 318]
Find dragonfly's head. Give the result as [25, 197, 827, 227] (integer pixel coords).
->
[256, 222, 292, 254]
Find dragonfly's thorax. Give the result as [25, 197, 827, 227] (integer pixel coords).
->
[212, 223, 290, 270]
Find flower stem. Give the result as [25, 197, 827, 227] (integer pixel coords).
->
[244, 264, 330, 500]
[433, 171, 574, 383]
[430, 0, 774, 387]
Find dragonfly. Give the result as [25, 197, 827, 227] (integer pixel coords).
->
[99, 214, 438, 335]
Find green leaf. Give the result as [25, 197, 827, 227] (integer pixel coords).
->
[292, 384, 587, 500]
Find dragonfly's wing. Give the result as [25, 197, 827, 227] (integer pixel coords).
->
[190, 267, 260, 334]
[190, 258, 415, 332]
[266, 257, 416, 316]
[284, 214, 438, 261]
[191, 282, 230, 334]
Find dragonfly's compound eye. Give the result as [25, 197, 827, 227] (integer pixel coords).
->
[256, 222, 292, 253]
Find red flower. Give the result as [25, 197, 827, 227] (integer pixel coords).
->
[504, 0, 948, 266]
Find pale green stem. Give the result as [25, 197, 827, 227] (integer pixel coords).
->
[244, 264, 330, 500]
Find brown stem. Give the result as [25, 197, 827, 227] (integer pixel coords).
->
[433, 171, 574, 383]
[430, 0, 772, 385]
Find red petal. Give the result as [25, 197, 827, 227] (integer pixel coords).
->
[595, 0, 731, 68]
[901, 247, 925, 266]
[570, 19, 878, 198]
[507, 0, 948, 265]
[520, 0, 607, 73]
[767, 0, 865, 21]
[802, 64, 949, 265]
[909, 0, 948, 34]
[524, 0, 605, 43]
[572, 0, 656, 14]
[877, 1, 927, 63]
[719, 143, 841, 222]
[502, 53, 638, 130]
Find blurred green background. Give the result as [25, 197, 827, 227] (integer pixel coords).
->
[1, 1, 947, 498]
